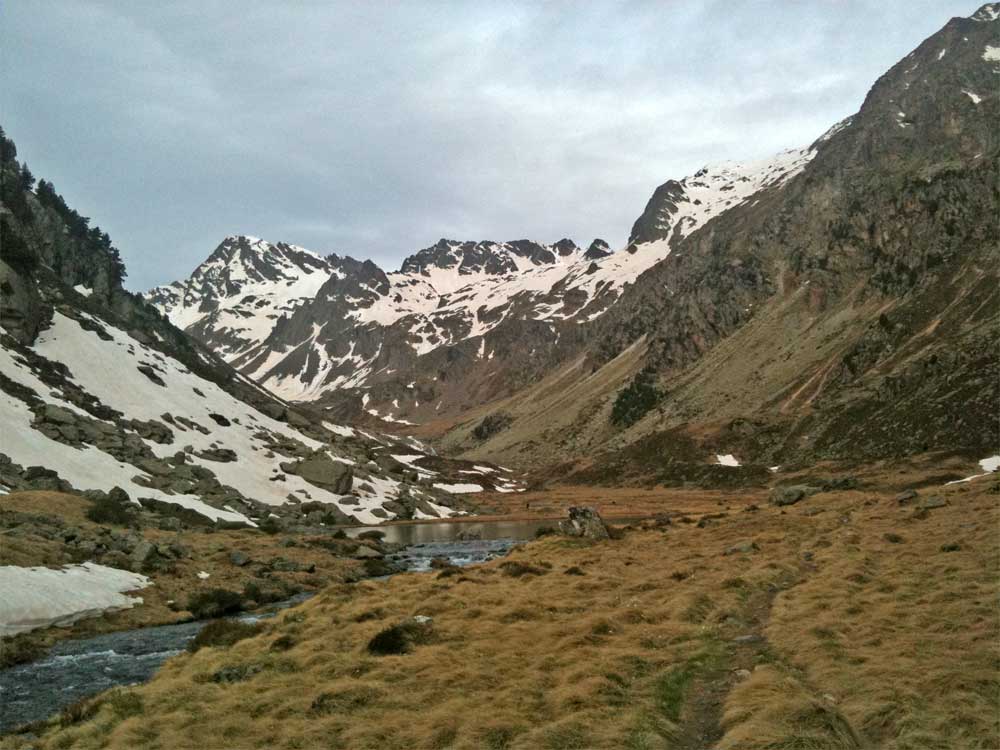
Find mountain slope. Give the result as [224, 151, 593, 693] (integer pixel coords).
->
[438, 4, 1000, 479]
[147, 142, 820, 425]
[0, 130, 520, 527]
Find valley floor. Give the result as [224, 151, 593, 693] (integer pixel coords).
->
[6, 470, 997, 749]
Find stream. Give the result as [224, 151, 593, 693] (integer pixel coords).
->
[0, 519, 540, 733]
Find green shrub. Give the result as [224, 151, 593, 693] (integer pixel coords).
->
[611, 368, 661, 427]
[187, 619, 262, 653]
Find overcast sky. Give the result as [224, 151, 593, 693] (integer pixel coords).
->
[3, 1, 978, 290]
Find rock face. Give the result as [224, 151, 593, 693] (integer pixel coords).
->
[435, 6, 1000, 475]
[283, 454, 354, 494]
[557, 507, 611, 541]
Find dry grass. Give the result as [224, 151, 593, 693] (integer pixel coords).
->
[8, 475, 997, 749]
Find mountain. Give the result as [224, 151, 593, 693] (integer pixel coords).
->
[147, 143, 820, 423]
[0, 130, 522, 528]
[146, 5, 998, 482]
[439, 3, 1000, 479]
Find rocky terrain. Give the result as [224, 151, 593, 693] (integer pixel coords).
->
[146, 142, 817, 425]
[145, 8, 998, 489]
[1, 4, 998, 748]
[436, 5, 1000, 481]
[0, 128, 521, 529]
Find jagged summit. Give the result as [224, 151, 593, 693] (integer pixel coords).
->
[146, 139, 819, 411]
[971, 3, 999, 22]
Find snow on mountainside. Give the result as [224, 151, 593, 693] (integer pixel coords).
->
[0, 307, 518, 526]
[147, 143, 817, 405]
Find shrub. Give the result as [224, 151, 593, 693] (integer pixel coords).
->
[499, 561, 547, 578]
[357, 530, 385, 541]
[269, 634, 296, 652]
[187, 620, 262, 653]
[186, 588, 244, 619]
[534, 525, 556, 538]
[0, 635, 46, 668]
[257, 516, 282, 535]
[85, 494, 135, 526]
[564, 566, 585, 576]
[366, 620, 433, 655]
[308, 687, 382, 715]
[610, 367, 661, 427]
[473, 412, 513, 441]
[59, 696, 99, 727]
[105, 689, 144, 719]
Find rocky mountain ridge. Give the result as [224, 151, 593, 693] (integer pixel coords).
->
[0, 129, 521, 528]
[440, 4, 999, 479]
[147, 140, 820, 422]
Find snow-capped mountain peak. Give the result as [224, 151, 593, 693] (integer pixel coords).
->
[147, 141, 818, 406]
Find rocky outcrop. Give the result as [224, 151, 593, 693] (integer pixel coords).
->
[281, 453, 354, 494]
[557, 507, 611, 541]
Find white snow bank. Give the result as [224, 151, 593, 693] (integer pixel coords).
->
[945, 455, 1000, 485]
[0, 563, 150, 636]
[433, 482, 484, 494]
[73, 284, 93, 298]
[716, 454, 741, 467]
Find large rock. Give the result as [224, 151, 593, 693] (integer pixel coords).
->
[287, 454, 353, 494]
[557, 506, 611, 541]
[770, 485, 819, 507]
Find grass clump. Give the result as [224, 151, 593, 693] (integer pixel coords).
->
[499, 560, 547, 577]
[308, 686, 382, 716]
[655, 665, 696, 722]
[105, 689, 144, 719]
[366, 619, 433, 655]
[59, 696, 99, 727]
[187, 619, 262, 653]
[478, 724, 523, 750]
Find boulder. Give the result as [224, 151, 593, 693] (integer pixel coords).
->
[352, 545, 383, 560]
[918, 496, 948, 510]
[130, 539, 160, 571]
[770, 485, 818, 507]
[288, 454, 353, 494]
[40, 404, 77, 425]
[724, 541, 759, 556]
[229, 550, 251, 567]
[557, 507, 611, 541]
[894, 489, 918, 504]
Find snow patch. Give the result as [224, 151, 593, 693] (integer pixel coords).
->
[945, 455, 1000, 484]
[433, 482, 484, 494]
[0, 563, 150, 636]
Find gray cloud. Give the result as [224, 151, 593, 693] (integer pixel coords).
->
[3, 0, 978, 289]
